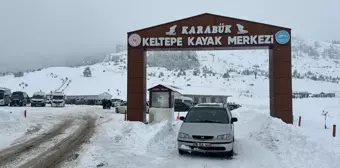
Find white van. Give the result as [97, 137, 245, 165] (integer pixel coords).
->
[31, 91, 47, 107]
[51, 92, 66, 107]
[0, 87, 11, 106]
[116, 101, 150, 114]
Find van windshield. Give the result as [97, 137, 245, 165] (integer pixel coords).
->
[33, 95, 44, 99]
[184, 107, 229, 124]
[0, 93, 4, 99]
[53, 95, 64, 100]
[12, 92, 23, 98]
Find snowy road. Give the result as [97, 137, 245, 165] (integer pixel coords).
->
[0, 106, 98, 168]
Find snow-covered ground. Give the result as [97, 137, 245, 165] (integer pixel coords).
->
[1, 97, 339, 168]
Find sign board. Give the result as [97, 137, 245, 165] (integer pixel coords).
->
[128, 23, 290, 47]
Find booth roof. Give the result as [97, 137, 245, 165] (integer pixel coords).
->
[148, 84, 232, 97]
[174, 85, 232, 97]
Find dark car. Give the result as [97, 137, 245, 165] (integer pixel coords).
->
[175, 101, 192, 112]
[227, 103, 242, 111]
[10, 91, 29, 106]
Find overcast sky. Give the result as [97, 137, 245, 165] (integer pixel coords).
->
[0, 0, 339, 72]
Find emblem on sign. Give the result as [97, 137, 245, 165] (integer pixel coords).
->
[165, 25, 177, 36]
[275, 30, 290, 44]
[236, 24, 248, 34]
[128, 33, 142, 47]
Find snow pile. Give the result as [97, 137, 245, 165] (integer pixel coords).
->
[77, 116, 182, 168]
[247, 114, 340, 168]
[146, 121, 182, 155]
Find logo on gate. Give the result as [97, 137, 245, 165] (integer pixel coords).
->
[128, 33, 141, 47]
[165, 25, 177, 36]
[275, 30, 290, 44]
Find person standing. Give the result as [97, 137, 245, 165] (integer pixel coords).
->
[102, 99, 107, 109]
[107, 99, 112, 109]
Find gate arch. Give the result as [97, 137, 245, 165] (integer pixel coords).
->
[126, 13, 292, 124]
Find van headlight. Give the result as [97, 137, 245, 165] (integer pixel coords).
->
[216, 134, 232, 140]
[178, 132, 190, 139]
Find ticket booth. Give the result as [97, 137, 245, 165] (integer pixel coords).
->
[148, 84, 182, 123]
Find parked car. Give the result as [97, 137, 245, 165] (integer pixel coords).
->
[0, 87, 11, 106]
[227, 103, 242, 111]
[116, 101, 150, 114]
[51, 92, 66, 107]
[31, 91, 47, 107]
[10, 91, 30, 106]
[177, 103, 238, 157]
[111, 98, 122, 107]
[175, 101, 192, 112]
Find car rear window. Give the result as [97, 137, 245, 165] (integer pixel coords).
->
[184, 107, 229, 123]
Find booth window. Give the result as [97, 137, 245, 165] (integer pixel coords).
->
[151, 92, 169, 108]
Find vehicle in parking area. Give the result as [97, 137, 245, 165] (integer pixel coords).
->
[175, 96, 194, 105]
[111, 98, 122, 107]
[31, 91, 47, 107]
[175, 101, 192, 112]
[10, 91, 30, 106]
[51, 92, 66, 107]
[0, 87, 11, 106]
[177, 103, 238, 157]
[116, 101, 150, 114]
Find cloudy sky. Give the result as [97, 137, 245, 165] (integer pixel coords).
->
[0, 0, 339, 72]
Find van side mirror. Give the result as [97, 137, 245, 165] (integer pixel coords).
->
[180, 116, 185, 121]
[231, 117, 238, 123]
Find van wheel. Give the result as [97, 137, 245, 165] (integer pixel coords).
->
[224, 149, 234, 157]
[178, 149, 187, 155]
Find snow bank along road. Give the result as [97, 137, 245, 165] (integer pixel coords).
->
[0, 114, 96, 168]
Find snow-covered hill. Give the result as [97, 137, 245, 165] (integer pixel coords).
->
[0, 37, 339, 100]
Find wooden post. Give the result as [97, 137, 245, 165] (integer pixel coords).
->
[298, 116, 301, 127]
[333, 125, 336, 137]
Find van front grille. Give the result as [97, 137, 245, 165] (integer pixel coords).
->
[192, 135, 214, 140]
